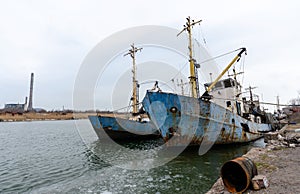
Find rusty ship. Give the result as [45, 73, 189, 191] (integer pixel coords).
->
[88, 44, 159, 141]
[142, 17, 274, 146]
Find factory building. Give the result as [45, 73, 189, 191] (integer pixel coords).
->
[1, 73, 34, 113]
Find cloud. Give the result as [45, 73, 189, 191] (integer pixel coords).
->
[0, 0, 299, 110]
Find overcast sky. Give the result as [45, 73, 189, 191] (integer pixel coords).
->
[1, 0, 299, 111]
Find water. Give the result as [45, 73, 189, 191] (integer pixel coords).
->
[0, 120, 260, 194]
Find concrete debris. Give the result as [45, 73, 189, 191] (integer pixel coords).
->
[252, 175, 269, 190]
[289, 143, 296, 148]
[264, 132, 278, 142]
[264, 126, 300, 150]
[277, 134, 284, 141]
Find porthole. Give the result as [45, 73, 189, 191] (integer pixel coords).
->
[170, 107, 178, 113]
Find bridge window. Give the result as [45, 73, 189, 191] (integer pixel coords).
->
[226, 101, 231, 107]
[224, 79, 232, 88]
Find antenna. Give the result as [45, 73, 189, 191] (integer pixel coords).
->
[177, 79, 189, 95]
[209, 73, 213, 82]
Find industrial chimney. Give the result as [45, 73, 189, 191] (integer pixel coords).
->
[28, 73, 34, 111]
[24, 96, 28, 111]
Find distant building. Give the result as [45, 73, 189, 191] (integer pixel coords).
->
[3, 103, 25, 113]
[1, 72, 35, 113]
[2, 97, 27, 113]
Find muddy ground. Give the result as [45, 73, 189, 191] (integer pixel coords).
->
[247, 147, 300, 194]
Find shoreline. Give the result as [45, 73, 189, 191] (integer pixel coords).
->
[206, 124, 300, 194]
[0, 112, 89, 122]
[0, 112, 125, 122]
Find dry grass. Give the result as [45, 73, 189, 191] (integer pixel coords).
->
[0, 112, 131, 122]
[0, 112, 88, 122]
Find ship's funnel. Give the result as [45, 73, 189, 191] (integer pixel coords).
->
[28, 73, 34, 111]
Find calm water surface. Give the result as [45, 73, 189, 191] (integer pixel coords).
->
[0, 120, 261, 193]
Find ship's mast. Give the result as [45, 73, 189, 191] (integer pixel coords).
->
[228, 68, 244, 90]
[245, 86, 257, 108]
[177, 16, 202, 98]
[124, 43, 142, 115]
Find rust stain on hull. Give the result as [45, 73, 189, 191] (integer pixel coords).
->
[142, 91, 270, 146]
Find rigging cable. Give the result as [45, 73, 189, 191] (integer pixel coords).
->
[198, 23, 210, 52]
[198, 48, 241, 65]
[165, 48, 243, 88]
[143, 48, 245, 95]
[158, 61, 189, 88]
[240, 53, 245, 87]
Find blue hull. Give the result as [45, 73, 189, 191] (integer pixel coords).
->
[142, 91, 271, 145]
[88, 115, 159, 141]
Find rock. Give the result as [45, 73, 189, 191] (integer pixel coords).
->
[273, 145, 284, 150]
[294, 128, 300, 133]
[282, 141, 288, 146]
[289, 143, 296, 148]
[269, 140, 276, 144]
[252, 181, 260, 190]
[205, 178, 225, 194]
[285, 136, 299, 144]
[264, 132, 278, 142]
[278, 134, 284, 141]
[252, 175, 269, 190]
[267, 145, 275, 151]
